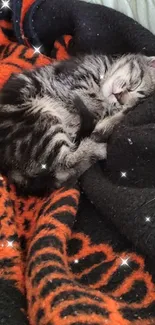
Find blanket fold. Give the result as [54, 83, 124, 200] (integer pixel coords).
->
[82, 96, 155, 258]
[23, 0, 155, 56]
[0, 0, 155, 324]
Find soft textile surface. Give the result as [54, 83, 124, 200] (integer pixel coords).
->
[0, 1, 155, 325]
[83, 0, 155, 35]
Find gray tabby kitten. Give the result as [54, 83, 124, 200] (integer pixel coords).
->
[0, 53, 155, 195]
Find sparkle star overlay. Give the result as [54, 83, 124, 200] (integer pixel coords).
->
[41, 164, 47, 170]
[128, 138, 133, 145]
[121, 171, 127, 178]
[33, 46, 42, 54]
[145, 217, 151, 222]
[1, 0, 11, 9]
[120, 257, 130, 267]
[0, 241, 15, 248]
[74, 259, 79, 264]
[7, 240, 14, 247]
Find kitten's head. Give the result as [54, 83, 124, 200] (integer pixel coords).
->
[100, 54, 155, 112]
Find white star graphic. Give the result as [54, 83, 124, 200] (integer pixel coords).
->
[33, 46, 42, 54]
[128, 138, 133, 145]
[74, 259, 79, 264]
[1, 0, 11, 9]
[7, 240, 14, 247]
[41, 164, 47, 170]
[121, 171, 127, 178]
[120, 257, 130, 267]
[145, 217, 151, 222]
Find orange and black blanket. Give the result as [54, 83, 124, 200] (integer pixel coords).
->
[1, 0, 155, 324]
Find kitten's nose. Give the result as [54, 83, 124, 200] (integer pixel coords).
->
[115, 92, 123, 104]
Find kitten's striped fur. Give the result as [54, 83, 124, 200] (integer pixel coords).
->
[0, 53, 155, 195]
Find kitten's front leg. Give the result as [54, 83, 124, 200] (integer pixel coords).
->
[92, 111, 125, 142]
[55, 138, 107, 187]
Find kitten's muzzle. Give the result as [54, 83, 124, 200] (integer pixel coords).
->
[114, 91, 124, 105]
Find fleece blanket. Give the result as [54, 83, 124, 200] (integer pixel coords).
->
[83, 0, 155, 35]
[1, 1, 155, 325]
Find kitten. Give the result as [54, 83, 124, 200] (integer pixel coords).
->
[92, 54, 155, 141]
[0, 53, 154, 195]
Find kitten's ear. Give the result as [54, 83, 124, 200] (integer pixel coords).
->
[146, 56, 155, 68]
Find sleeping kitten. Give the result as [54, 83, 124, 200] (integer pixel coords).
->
[92, 54, 155, 141]
[0, 53, 154, 195]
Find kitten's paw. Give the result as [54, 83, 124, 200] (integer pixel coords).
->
[92, 119, 113, 142]
[92, 112, 124, 142]
[93, 141, 107, 160]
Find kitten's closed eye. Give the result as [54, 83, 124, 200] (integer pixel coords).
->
[137, 90, 145, 95]
[129, 79, 142, 92]
[89, 93, 96, 98]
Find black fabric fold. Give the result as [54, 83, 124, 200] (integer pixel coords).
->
[23, 0, 155, 56]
